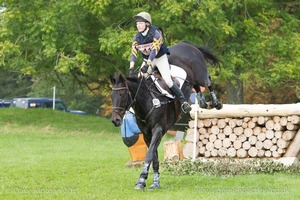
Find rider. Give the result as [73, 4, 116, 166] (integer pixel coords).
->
[129, 11, 191, 113]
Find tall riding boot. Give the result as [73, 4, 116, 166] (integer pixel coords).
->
[170, 83, 191, 113]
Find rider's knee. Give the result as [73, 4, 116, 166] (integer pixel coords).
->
[165, 80, 173, 88]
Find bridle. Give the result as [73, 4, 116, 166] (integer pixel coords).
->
[111, 86, 131, 120]
[111, 78, 143, 119]
[111, 76, 174, 123]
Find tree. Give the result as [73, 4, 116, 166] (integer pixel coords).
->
[0, 70, 32, 99]
[1, 0, 299, 116]
[1, 0, 115, 113]
[220, 0, 300, 103]
[96, 0, 300, 103]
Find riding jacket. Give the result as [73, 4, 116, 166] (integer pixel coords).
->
[130, 26, 169, 63]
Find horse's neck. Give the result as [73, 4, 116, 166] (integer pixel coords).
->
[128, 80, 151, 112]
[127, 80, 139, 98]
[128, 78, 180, 128]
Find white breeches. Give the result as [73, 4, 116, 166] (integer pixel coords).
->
[143, 54, 174, 88]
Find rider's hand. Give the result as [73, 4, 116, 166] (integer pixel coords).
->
[141, 65, 148, 73]
[146, 59, 152, 67]
[129, 68, 134, 76]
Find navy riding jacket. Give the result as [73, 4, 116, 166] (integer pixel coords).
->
[130, 26, 169, 63]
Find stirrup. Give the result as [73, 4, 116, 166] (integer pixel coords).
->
[181, 102, 191, 113]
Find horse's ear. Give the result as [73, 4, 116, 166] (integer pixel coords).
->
[119, 74, 126, 82]
[109, 74, 115, 85]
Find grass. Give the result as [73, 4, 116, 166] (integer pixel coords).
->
[0, 108, 299, 199]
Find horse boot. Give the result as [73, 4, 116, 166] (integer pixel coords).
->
[149, 172, 160, 189]
[209, 91, 222, 109]
[170, 83, 191, 113]
[196, 92, 208, 109]
[134, 177, 146, 190]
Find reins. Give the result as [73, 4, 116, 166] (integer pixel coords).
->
[112, 75, 174, 124]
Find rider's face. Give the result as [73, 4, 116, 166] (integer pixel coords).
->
[136, 22, 146, 32]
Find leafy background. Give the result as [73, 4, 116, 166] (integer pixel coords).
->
[0, 0, 299, 115]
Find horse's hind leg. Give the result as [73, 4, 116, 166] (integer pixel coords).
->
[194, 84, 208, 109]
[207, 76, 223, 110]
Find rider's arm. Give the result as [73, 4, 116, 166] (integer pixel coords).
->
[148, 30, 163, 62]
[129, 37, 138, 69]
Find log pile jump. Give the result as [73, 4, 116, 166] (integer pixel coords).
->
[183, 103, 300, 164]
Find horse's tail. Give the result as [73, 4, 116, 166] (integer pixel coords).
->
[183, 41, 222, 67]
[197, 46, 221, 67]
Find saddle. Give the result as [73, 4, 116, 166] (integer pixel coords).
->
[149, 65, 187, 99]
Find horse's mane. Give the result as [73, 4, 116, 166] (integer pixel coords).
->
[125, 75, 140, 83]
[113, 73, 141, 85]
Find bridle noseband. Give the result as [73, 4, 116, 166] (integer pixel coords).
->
[111, 78, 143, 118]
[111, 85, 133, 118]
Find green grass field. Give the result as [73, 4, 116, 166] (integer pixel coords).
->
[0, 109, 299, 200]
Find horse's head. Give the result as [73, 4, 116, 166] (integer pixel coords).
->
[110, 74, 132, 127]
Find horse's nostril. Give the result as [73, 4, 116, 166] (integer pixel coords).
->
[112, 119, 121, 127]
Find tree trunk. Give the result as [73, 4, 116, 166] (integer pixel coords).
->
[226, 70, 243, 104]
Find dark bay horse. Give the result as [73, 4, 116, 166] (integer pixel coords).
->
[110, 41, 222, 190]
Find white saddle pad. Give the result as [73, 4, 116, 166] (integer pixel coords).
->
[150, 65, 187, 99]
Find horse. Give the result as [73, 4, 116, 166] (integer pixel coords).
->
[110, 41, 222, 190]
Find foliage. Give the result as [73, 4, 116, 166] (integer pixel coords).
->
[162, 159, 300, 176]
[0, 0, 299, 110]
[0, 70, 32, 99]
[0, 1, 111, 113]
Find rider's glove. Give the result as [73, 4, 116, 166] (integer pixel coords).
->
[129, 68, 134, 76]
[141, 59, 152, 73]
[146, 59, 152, 67]
[141, 65, 148, 73]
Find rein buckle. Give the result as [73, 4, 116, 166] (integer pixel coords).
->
[152, 98, 161, 108]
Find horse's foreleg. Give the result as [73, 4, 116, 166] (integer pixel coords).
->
[149, 150, 160, 189]
[134, 162, 150, 190]
[134, 127, 163, 190]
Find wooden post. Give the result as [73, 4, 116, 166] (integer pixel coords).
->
[282, 131, 296, 141]
[284, 129, 300, 157]
[191, 103, 300, 119]
[164, 140, 183, 161]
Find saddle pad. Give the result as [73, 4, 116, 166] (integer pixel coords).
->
[150, 65, 187, 98]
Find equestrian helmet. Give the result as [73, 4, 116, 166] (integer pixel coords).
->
[134, 12, 152, 24]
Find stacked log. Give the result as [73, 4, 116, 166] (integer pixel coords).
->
[183, 104, 300, 159]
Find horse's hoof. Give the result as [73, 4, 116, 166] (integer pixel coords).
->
[215, 103, 223, 110]
[209, 101, 222, 110]
[199, 103, 208, 109]
[149, 183, 160, 189]
[134, 183, 145, 190]
[199, 101, 208, 109]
